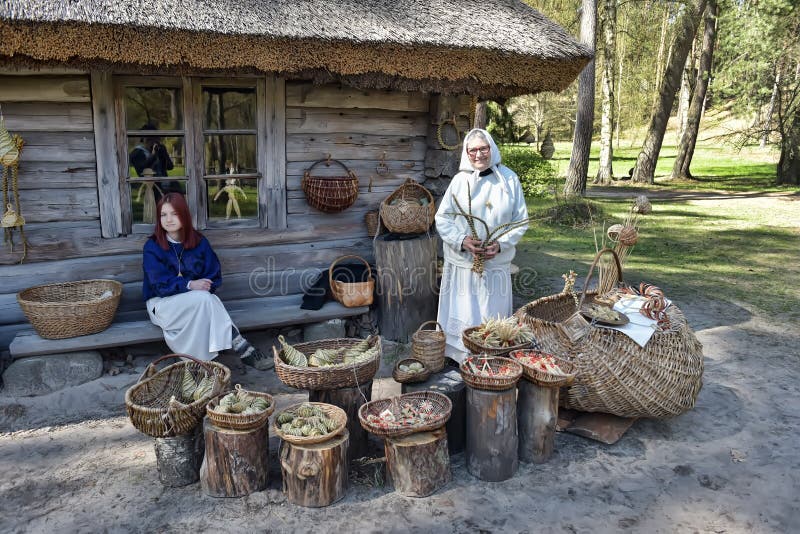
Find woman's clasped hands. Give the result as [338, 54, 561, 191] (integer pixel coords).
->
[188, 278, 213, 291]
[461, 236, 500, 260]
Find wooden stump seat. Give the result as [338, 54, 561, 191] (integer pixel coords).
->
[280, 429, 349, 508]
[200, 418, 270, 498]
[384, 428, 451, 497]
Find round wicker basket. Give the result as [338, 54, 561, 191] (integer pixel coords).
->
[17, 279, 122, 339]
[461, 325, 531, 357]
[358, 391, 452, 439]
[460, 356, 523, 391]
[206, 385, 274, 431]
[392, 358, 431, 384]
[508, 350, 576, 388]
[273, 402, 347, 445]
[411, 320, 446, 372]
[380, 179, 435, 234]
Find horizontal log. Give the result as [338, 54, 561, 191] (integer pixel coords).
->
[15, 130, 96, 163]
[0, 75, 91, 102]
[15, 161, 97, 189]
[286, 82, 429, 112]
[16, 187, 99, 223]
[286, 159, 424, 178]
[0, 102, 94, 132]
[286, 108, 428, 136]
[288, 190, 393, 215]
[286, 133, 427, 162]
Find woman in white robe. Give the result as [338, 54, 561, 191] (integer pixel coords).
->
[435, 129, 529, 363]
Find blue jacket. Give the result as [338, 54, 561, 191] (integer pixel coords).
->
[142, 236, 222, 301]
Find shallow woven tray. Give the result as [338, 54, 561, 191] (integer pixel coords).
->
[460, 356, 523, 391]
[17, 279, 122, 339]
[125, 354, 231, 438]
[392, 358, 431, 384]
[358, 391, 452, 439]
[206, 385, 275, 431]
[461, 325, 531, 357]
[273, 402, 347, 445]
[509, 350, 576, 388]
[273, 336, 381, 391]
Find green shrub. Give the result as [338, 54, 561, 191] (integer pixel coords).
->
[499, 144, 559, 197]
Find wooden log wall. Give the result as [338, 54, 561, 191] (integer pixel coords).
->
[0, 71, 433, 350]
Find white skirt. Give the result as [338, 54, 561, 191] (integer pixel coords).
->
[146, 291, 233, 361]
[436, 261, 512, 363]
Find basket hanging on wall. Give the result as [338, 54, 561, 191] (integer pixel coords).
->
[0, 110, 28, 263]
[301, 155, 359, 213]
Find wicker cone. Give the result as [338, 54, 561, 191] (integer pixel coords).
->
[513, 249, 704, 419]
[273, 336, 381, 391]
[380, 179, 435, 234]
[358, 391, 452, 439]
[301, 157, 359, 213]
[125, 354, 231, 438]
[17, 279, 122, 339]
[273, 402, 347, 445]
[392, 358, 431, 384]
[460, 356, 523, 391]
[206, 384, 275, 431]
[411, 320, 446, 372]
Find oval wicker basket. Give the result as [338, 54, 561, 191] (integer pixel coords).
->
[461, 325, 531, 357]
[380, 179, 435, 234]
[17, 279, 122, 339]
[411, 320, 446, 372]
[273, 402, 347, 445]
[125, 354, 231, 438]
[301, 157, 359, 213]
[273, 336, 381, 391]
[358, 391, 452, 439]
[460, 356, 523, 391]
[206, 385, 275, 431]
[392, 358, 431, 384]
[508, 350, 576, 388]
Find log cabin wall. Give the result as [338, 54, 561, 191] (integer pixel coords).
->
[0, 70, 435, 349]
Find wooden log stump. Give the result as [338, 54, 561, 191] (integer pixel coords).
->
[309, 380, 372, 461]
[402, 368, 466, 454]
[374, 232, 438, 342]
[518, 378, 559, 464]
[466, 386, 518, 482]
[384, 428, 451, 497]
[200, 418, 269, 498]
[280, 429, 349, 508]
[153, 426, 204, 487]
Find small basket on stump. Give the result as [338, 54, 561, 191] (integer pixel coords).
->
[205, 384, 275, 431]
[461, 326, 530, 357]
[380, 179, 435, 234]
[392, 358, 431, 384]
[460, 356, 523, 391]
[125, 354, 231, 438]
[273, 402, 348, 445]
[411, 320, 446, 372]
[301, 156, 359, 213]
[17, 279, 122, 339]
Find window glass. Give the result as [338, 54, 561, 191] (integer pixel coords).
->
[203, 134, 257, 175]
[130, 180, 187, 225]
[124, 87, 183, 130]
[127, 136, 185, 178]
[202, 87, 256, 130]
[207, 178, 258, 221]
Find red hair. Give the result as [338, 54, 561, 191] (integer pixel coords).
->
[152, 193, 202, 250]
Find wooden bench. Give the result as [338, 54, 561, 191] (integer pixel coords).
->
[9, 294, 368, 358]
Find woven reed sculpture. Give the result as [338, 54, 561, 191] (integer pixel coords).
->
[0, 111, 28, 262]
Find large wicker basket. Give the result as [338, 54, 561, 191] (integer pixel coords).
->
[358, 391, 452, 438]
[17, 279, 122, 339]
[514, 249, 704, 419]
[380, 179, 435, 234]
[273, 402, 347, 445]
[411, 320, 446, 372]
[273, 336, 381, 391]
[301, 157, 359, 213]
[125, 354, 231, 438]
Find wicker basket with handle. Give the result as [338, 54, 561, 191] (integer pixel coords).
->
[380, 179, 435, 234]
[329, 255, 374, 308]
[411, 320, 446, 372]
[301, 156, 359, 213]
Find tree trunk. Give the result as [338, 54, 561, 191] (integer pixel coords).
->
[309, 381, 372, 462]
[474, 101, 487, 129]
[200, 418, 269, 497]
[280, 429, 349, 507]
[652, 4, 671, 110]
[153, 427, 204, 487]
[777, 101, 800, 185]
[465, 386, 518, 482]
[614, 10, 626, 149]
[564, 0, 597, 197]
[672, 0, 718, 180]
[517, 379, 559, 464]
[676, 42, 696, 144]
[595, 0, 616, 184]
[632, 0, 708, 184]
[384, 428, 451, 497]
[762, 70, 782, 148]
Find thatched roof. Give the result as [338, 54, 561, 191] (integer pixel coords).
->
[0, 0, 592, 97]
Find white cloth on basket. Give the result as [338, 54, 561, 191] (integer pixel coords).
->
[146, 290, 233, 361]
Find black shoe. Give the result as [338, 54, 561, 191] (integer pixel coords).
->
[241, 346, 274, 370]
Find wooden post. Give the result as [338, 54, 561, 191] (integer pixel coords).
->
[309, 380, 372, 461]
[384, 428, 451, 497]
[465, 386, 518, 482]
[200, 418, 269, 498]
[517, 378, 559, 463]
[374, 232, 438, 342]
[153, 426, 204, 487]
[280, 429, 349, 508]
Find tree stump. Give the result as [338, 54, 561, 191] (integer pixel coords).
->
[517, 378, 559, 463]
[374, 232, 438, 342]
[466, 386, 518, 482]
[384, 428, 451, 497]
[153, 426, 204, 487]
[309, 380, 372, 461]
[280, 429, 349, 508]
[402, 368, 466, 454]
[200, 418, 269, 498]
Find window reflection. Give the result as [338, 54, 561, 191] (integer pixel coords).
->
[130, 180, 187, 225]
[124, 87, 183, 131]
[202, 87, 256, 130]
[207, 178, 258, 221]
[203, 134, 257, 175]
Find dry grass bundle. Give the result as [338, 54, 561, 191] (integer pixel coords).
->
[596, 195, 652, 294]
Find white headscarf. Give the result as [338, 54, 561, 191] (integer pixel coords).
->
[458, 128, 512, 195]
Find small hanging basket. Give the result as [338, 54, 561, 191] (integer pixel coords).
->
[301, 156, 359, 213]
[380, 179, 435, 234]
[411, 320, 446, 372]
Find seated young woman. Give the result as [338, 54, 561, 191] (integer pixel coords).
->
[142, 192, 271, 369]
